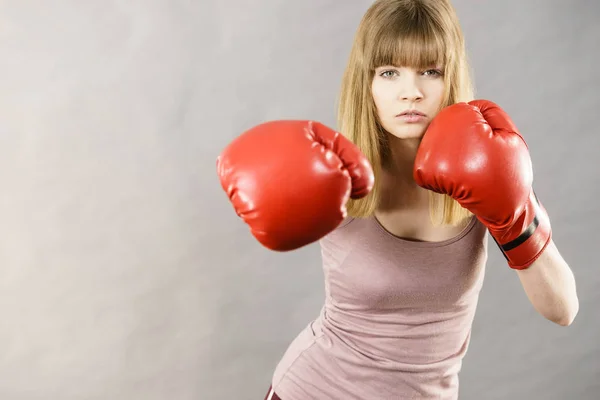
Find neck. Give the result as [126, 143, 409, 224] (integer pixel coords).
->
[378, 135, 430, 211]
[385, 135, 422, 183]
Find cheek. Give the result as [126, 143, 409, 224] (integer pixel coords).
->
[371, 82, 393, 111]
[428, 81, 446, 104]
[371, 82, 382, 104]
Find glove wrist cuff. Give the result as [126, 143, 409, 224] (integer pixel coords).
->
[489, 191, 552, 270]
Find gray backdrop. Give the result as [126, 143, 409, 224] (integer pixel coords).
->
[0, 1, 598, 399]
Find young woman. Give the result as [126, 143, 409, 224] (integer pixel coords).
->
[217, 0, 580, 398]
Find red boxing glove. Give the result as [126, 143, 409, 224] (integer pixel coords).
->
[413, 100, 552, 269]
[217, 120, 374, 251]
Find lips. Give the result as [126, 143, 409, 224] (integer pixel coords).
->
[397, 110, 426, 117]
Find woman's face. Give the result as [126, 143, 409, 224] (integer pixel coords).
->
[371, 65, 445, 140]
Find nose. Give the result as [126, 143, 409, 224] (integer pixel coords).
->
[398, 73, 423, 102]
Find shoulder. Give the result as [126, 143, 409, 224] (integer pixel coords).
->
[337, 215, 356, 229]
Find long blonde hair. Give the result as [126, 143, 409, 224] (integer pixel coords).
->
[337, 0, 474, 226]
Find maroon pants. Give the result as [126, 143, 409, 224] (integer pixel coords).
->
[263, 385, 282, 400]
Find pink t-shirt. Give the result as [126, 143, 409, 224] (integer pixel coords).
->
[271, 215, 488, 399]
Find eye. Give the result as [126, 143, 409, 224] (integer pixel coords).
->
[380, 69, 398, 78]
[423, 69, 443, 77]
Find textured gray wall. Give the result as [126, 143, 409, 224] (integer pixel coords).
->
[0, 1, 598, 399]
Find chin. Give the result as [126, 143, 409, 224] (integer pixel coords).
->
[387, 126, 426, 140]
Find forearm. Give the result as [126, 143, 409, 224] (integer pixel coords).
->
[516, 239, 579, 326]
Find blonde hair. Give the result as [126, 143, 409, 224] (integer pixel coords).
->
[337, 0, 474, 226]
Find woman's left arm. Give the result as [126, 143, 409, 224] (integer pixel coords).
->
[516, 239, 579, 326]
